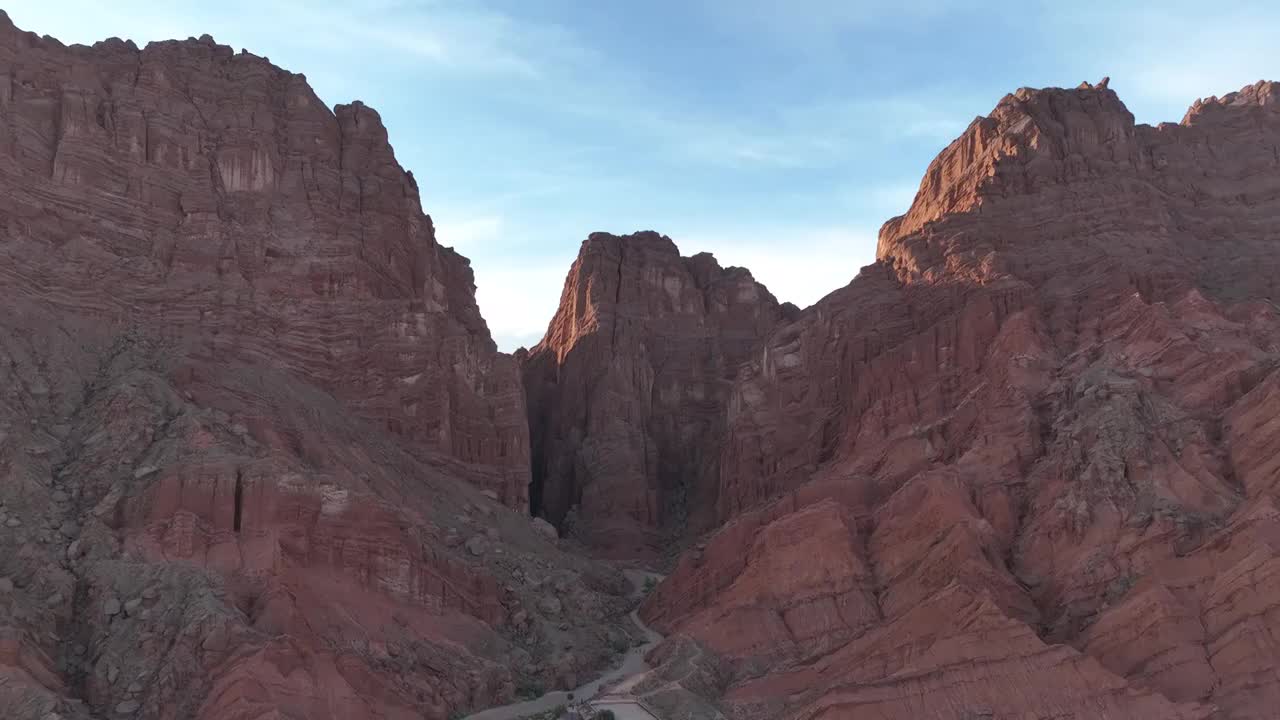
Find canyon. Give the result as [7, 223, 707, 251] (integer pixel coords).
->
[1, 10, 1280, 720]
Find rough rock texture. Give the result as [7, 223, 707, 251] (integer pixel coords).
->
[612, 634, 732, 720]
[0, 13, 529, 508]
[642, 79, 1280, 719]
[521, 232, 793, 557]
[0, 14, 631, 720]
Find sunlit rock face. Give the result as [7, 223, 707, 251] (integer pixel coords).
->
[641, 79, 1280, 720]
[521, 231, 795, 558]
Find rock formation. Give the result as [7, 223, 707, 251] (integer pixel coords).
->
[7, 7, 1280, 719]
[521, 232, 793, 557]
[0, 13, 634, 720]
[0, 13, 528, 508]
[641, 79, 1280, 719]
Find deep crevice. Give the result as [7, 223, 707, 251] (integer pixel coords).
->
[233, 469, 244, 532]
[610, 241, 625, 351]
[528, 434, 545, 519]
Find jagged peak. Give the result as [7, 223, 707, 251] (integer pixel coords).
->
[89, 36, 140, 52]
[532, 230, 784, 359]
[577, 232, 771, 284]
[877, 80, 1137, 261]
[2, 11, 308, 88]
[572, 231, 777, 298]
[879, 79, 1280, 266]
[335, 100, 391, 139]
[582, 229, 678, 254]
[1183, 80, 1280, 125]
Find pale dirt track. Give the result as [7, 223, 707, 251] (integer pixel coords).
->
[462, 570, 665, 720]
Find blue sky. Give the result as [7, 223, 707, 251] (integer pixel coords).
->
[7, 1, 1278, 349]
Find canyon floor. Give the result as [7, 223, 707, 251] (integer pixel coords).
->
[464, 570, 665, 720]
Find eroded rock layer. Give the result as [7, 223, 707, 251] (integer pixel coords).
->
[642, 80, 1280, 719]
[0, 14, 635, 720]
[521, 232, 793, 557]
[0, 13, 529, 508]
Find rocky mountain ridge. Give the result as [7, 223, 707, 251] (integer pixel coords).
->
[0, 13, 632, 720]
[639, 78, 1280, 719]
[4, 9, 1280, 720]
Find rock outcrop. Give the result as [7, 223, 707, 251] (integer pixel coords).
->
[0, 14, 630, 720]
[642, 80, 1280, 719]
[0, 12, 529, 508]
[521, 232, 793, 557]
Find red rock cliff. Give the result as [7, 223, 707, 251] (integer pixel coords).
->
[642, 79, 1280, 720]
[0, 14, 634, 720]
[0, 13, 529, 508]
[521, 231, 794, 558]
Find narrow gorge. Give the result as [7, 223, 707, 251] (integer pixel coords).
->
[2, 10, 1280, 720]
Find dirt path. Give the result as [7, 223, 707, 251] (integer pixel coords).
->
[589, 697, 663, 720]
[461, 570, 665, 720]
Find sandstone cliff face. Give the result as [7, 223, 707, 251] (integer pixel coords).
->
[521, 232, 793, 557]
[643, 80, 1280, 719]
[0, 13, 529, 508]
[0, 14, 634, 720]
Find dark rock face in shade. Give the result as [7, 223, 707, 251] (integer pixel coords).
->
[521, 231, 793, 558]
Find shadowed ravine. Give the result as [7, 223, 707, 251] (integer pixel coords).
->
[463, 570, 666, 720]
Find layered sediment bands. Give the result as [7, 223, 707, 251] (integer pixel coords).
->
[521, 231, 793, 557]
[0, 314, 631, 720]
[643, 80, 1280, 719]
[0, 14, 529, 508]
[0, 14, 631, 720]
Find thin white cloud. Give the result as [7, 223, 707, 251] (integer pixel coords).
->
[5, 0, 581, 81]
[585, 90, 975, 171]
[274, 1, 565, 79]
[698, 0, 961, 49]
[678, 128, 844, 169]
